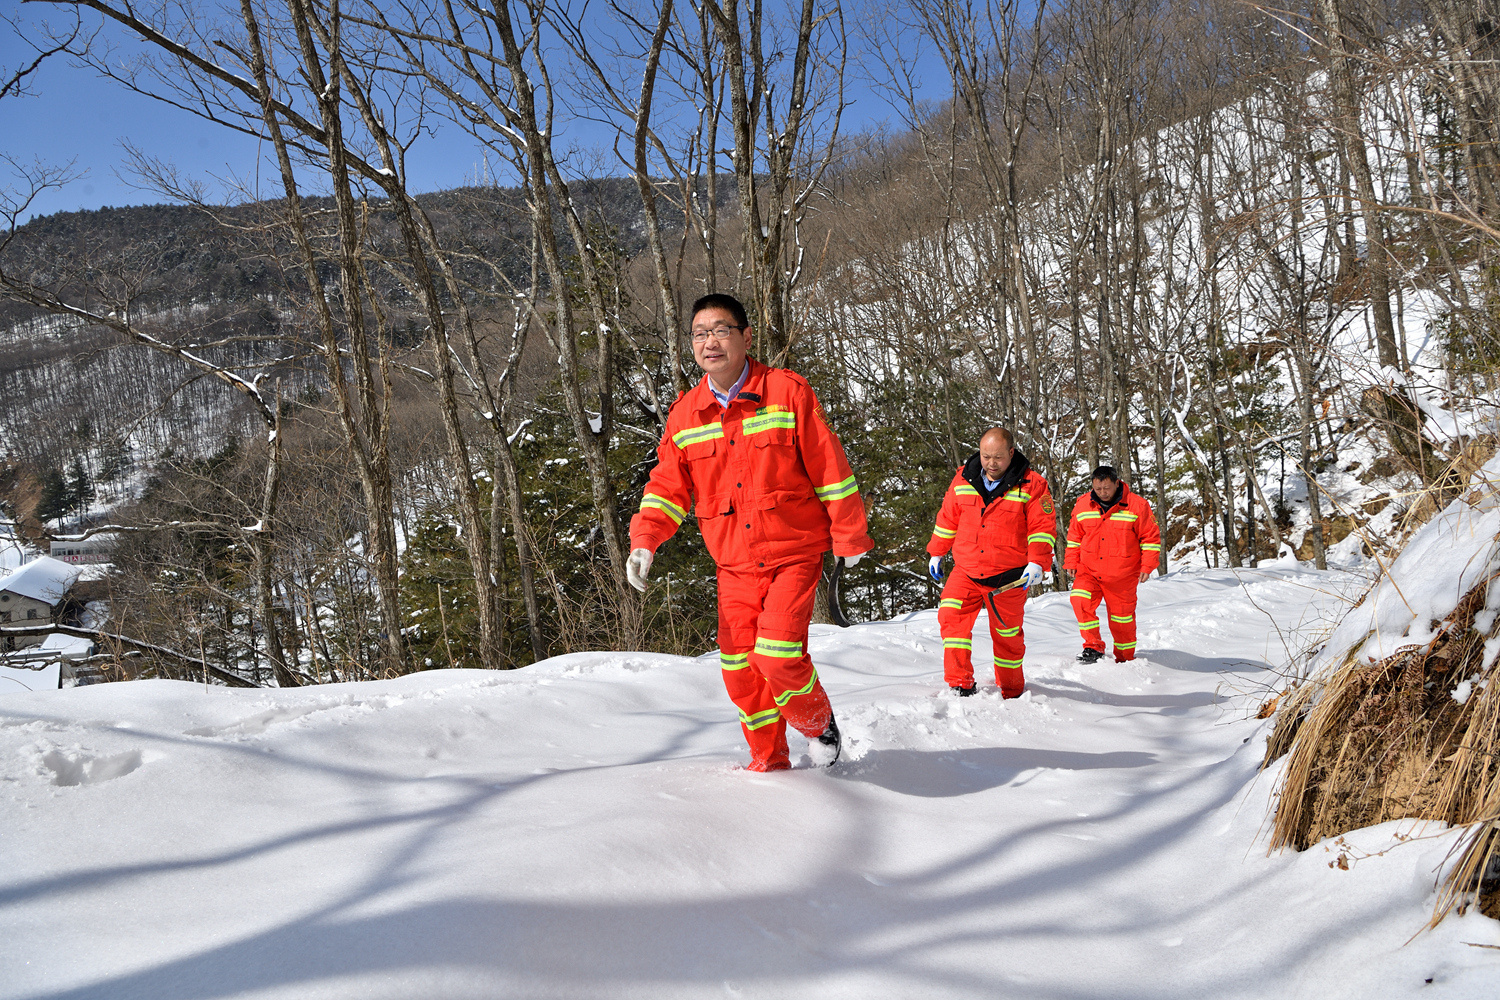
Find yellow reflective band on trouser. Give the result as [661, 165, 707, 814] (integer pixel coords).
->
[815, 475, 859, 502]
[996, 625, 1020, 637]
[943, 637, 972, 650]
[672, 421, 725, 448]
[1078, 619, 1101, 631]
[995, 658, 1023, 670]
[932, 525, 957, 539]
[773, 669, 820, 706]
[741, 409, 797, 435]
[1028, 532, 1055, 545]
[740, 707, 782, 730]
[755, 637, 804, 659]
[720, 651, 750, 671]
[1109, 614, 1134, 623]
[1071, 589, 1092, 599]
[1115, 641, 1137, 650]
[939, 598, 963, 610]
[640, 492, 686, 524]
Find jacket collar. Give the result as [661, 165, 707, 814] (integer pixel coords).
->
[962, 449, 1031, 504]
[690, 357, 769, 417]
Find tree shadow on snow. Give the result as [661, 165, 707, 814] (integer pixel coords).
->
[829, 746, 1156, 797]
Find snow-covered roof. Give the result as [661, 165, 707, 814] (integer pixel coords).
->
[0, 556, 81, 606]
[38, 633, 94, 659]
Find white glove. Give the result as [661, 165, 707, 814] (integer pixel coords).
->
[626, 548, 654, 592]
[1020, 561, 1045, 588]
[928, 556, 945, 583]
[842, 551, 868, 569]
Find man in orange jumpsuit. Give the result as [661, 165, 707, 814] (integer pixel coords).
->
[627, 293, 873, 771]
[925, 428, 1056, 698]
[1063, 465, 1162, 663]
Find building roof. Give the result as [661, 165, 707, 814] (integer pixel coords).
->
[0, 556, 81, 606]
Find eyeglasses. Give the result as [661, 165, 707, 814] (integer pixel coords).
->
[689, 325, 745, 344]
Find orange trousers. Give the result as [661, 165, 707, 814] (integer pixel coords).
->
[936, 572, 1028, 697]
[1070, 569, 1139, 661]
[716, 556, 833, 771]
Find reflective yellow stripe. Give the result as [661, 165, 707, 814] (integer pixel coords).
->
[1115, 641, 1137, 649]
[754, 637, 804, 659]
[995, 658, 1023, 670]
[741, 408, 797, 435]
[996, 625, 1020, 637]
[1067, 540, 1081, 548]
[954, 484, 980, 497]
[1002, 489, 1032, 503]
[1109, 614, 1134, 623]
[943, 637, 972, 649]
[1110, 512, 1139, 521]
[1078, 511, 1102, 520]
[932, 525, 957, 539]
[1028, 532, 1055, 545]
[640, 493, 686, 525]
[672, 421, 725, 448]
[1071, 589, 1092, 599]
[939, 598, 963, 610]
[1079, 619, 1101, 631]
[774, 669, 820, 706]
[720, 651, 750, 671]
[815, 475, 859, 502]
[740, 707, 782, 730]
[1141, 543, 1161, 551]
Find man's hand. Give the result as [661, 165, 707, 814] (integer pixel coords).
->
[1020, 562, 1045, 588]
[843, 550, 869, 570]
[1139, 570, 1152, 584]
[928, 555, 945, 583]
[626, 548, 654, 592]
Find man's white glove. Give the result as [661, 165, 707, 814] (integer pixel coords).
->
[843, 551, 868, 570]
[928, 555, 945, 583]
[1020, 561, 1045, 588]
[626, 548, 654, 592]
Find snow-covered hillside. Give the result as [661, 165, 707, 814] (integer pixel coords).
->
[3, 562, 1496, 999]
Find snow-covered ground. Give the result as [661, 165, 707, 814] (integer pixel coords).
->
[2, 563, 1497, 999]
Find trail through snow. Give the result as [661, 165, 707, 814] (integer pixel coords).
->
[2, 565, 1497, 999]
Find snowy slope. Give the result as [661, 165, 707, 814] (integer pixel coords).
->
[2, 565, 1497, 1000]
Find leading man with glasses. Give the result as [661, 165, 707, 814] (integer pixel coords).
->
[626, 293, 873, 771]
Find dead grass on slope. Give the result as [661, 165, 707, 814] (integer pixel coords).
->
[1265, 566, 1500, 923]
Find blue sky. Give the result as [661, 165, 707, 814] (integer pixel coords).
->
[2, 5, 944, 223]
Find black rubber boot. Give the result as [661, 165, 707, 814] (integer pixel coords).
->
[951, 684, 978, 697]
[1076, 647, 1104, 664]
[813, 715, 842, 766]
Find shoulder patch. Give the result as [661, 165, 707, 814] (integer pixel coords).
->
[1042, 497, 1054, 515]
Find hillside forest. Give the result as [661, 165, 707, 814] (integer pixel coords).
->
[0, 0, 1496, 686]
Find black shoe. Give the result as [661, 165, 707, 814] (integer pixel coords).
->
[951, 684, 978, 697]
[812, 716, 842, 767]
[1076, 647, 1104, 664]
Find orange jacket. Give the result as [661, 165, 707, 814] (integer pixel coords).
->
[1063, 482, 1162, 579]
[629, 358, 873, 572]
[926, 452, 1056, 579]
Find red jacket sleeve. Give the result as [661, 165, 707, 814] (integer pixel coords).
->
[1137, 497, 1162, 575]
[926, 479, 962, 557]
[1024, 476, 1057, 566]
[794, 381, 873, 558]
[629, 421, 694, 554]
[1063, 497, 1085, 571]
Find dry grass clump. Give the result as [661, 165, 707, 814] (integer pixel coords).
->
[1265, 568, 1500, 923]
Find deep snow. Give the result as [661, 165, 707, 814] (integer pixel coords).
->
[2, 563, 1498, 999]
